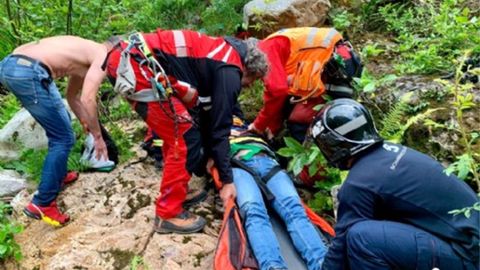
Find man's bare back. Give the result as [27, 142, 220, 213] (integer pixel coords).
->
[13, 35, 113, 160]
[13, 36, 107, 79]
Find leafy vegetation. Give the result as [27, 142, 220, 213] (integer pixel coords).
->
[378, 92, 442, 144]
[382, 2, 479, 74]
[353, 70, 397, 94]
[0, 0, 479, 263]
[277, 137, 342, 214]
[449, 194, 480, 218]
[434, 52, 480, 189]
[0, 202, 23, 261]
[129, 255, 150, 270]
[0, 94, 20, 129]
[0, 148, 47, 183]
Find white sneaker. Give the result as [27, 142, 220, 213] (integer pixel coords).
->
[80, 133, 115, 171]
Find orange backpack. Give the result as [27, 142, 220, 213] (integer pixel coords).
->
[266, 27, 343, 102]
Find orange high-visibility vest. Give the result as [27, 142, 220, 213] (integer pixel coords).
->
[266, 27, 343, 101]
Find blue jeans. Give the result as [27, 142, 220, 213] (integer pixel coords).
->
[347, 220, 477, 270]
[0, 55, 74, 206]
[233, 155, 327, 270]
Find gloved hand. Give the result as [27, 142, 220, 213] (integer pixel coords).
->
[159, 75, 198, 108]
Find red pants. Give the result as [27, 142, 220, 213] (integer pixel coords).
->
[137, 98, 199, 219]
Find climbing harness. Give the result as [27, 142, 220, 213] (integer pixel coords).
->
[114, 32, 196, 158]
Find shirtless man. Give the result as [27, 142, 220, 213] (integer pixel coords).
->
[0, 36, 115, 226]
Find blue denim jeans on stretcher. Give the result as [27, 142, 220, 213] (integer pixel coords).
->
[0, 54, 74, 206]
[233, 155, 327, 270]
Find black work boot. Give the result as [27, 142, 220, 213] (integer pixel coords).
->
[183, 189, 208, 208]
[154, 211, 206, 234]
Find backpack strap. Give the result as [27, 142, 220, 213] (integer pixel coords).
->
[127, 32, 175, 97]
[231, 158, 275, 201]
[261, 165, 283, 183]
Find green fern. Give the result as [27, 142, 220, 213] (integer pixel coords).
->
[380, 92, 443, 143]
[379, 93, 412, 141]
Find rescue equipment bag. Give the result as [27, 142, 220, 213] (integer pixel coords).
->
[211, 167, 259, 270]
[215, 198, 259, 270]
[113, 32, 198, 108]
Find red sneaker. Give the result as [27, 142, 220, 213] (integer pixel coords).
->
[63, 171, 79, 185]
[61, 171, 79, 190]
[23, 201, 70, 227]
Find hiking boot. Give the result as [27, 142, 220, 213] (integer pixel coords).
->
[154, 211, 206, 234]
[183, 189, 208, 208]
[23, 201, 70, 227]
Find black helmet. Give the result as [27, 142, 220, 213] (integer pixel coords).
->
[310, 98, 383, 170]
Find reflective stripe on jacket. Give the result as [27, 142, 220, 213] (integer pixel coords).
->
[266, 27, 343, 98]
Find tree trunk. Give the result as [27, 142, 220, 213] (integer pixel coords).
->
[5, 0, 20, 42]
[67, 0, 73, 35]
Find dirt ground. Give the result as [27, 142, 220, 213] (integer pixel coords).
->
[5, 147, 221, 270]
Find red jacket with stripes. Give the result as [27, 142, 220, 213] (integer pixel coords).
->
[106, 29, 248, 184]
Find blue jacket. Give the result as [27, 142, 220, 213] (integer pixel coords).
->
[322, 142, 479, 269]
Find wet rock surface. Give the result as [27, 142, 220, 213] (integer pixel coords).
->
[7, 148, 222, 270]
[244, 0, 331, 38]
[363, 73, 480, 162]
[0, 170, 27, 202]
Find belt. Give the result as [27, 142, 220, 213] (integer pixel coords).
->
[10, 54, 52, 78]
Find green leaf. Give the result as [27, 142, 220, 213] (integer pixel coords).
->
[382, 74, 398, 82]
[12, 225, 23, 234]
[0, 231, 6, 243]
[14, 249, 23, 261]
[444, 165, 455, 176]
[457, 154, 473, 180]
[448, 209, 462, 215]
[283, 137, 304, 153]
[313, 104, 324, 111]
[277, 147, 297, 158]
[363, 82, 376, 93]
[307, 148, 320, 164]
[287, 155, 298, 173]
[464, 209, 471, 218]
[0, 245, 7, 256]
[308, 163, 319, 177]
[293, 154, 308, 176]
[423, 119, 445, 129]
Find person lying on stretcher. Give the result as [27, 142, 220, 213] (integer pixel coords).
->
[226, 115, 328, 270]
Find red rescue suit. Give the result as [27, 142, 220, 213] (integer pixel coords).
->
[105, 29, 246, 219]
[254, 27, 343, 136]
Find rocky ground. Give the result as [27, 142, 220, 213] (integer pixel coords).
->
[5, 147, 222, 270]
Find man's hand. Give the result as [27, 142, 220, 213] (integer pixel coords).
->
[248, 123, 261, 135]
[219, 183, 236, 204]
[248, 123, 274, 140]
[94, 136, 108, 160]
[206, 158, 215, 173]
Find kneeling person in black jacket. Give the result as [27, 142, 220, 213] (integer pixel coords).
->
[310, 98, 479, 270]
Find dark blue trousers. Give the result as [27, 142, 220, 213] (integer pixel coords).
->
[346, 220, 478, 270]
